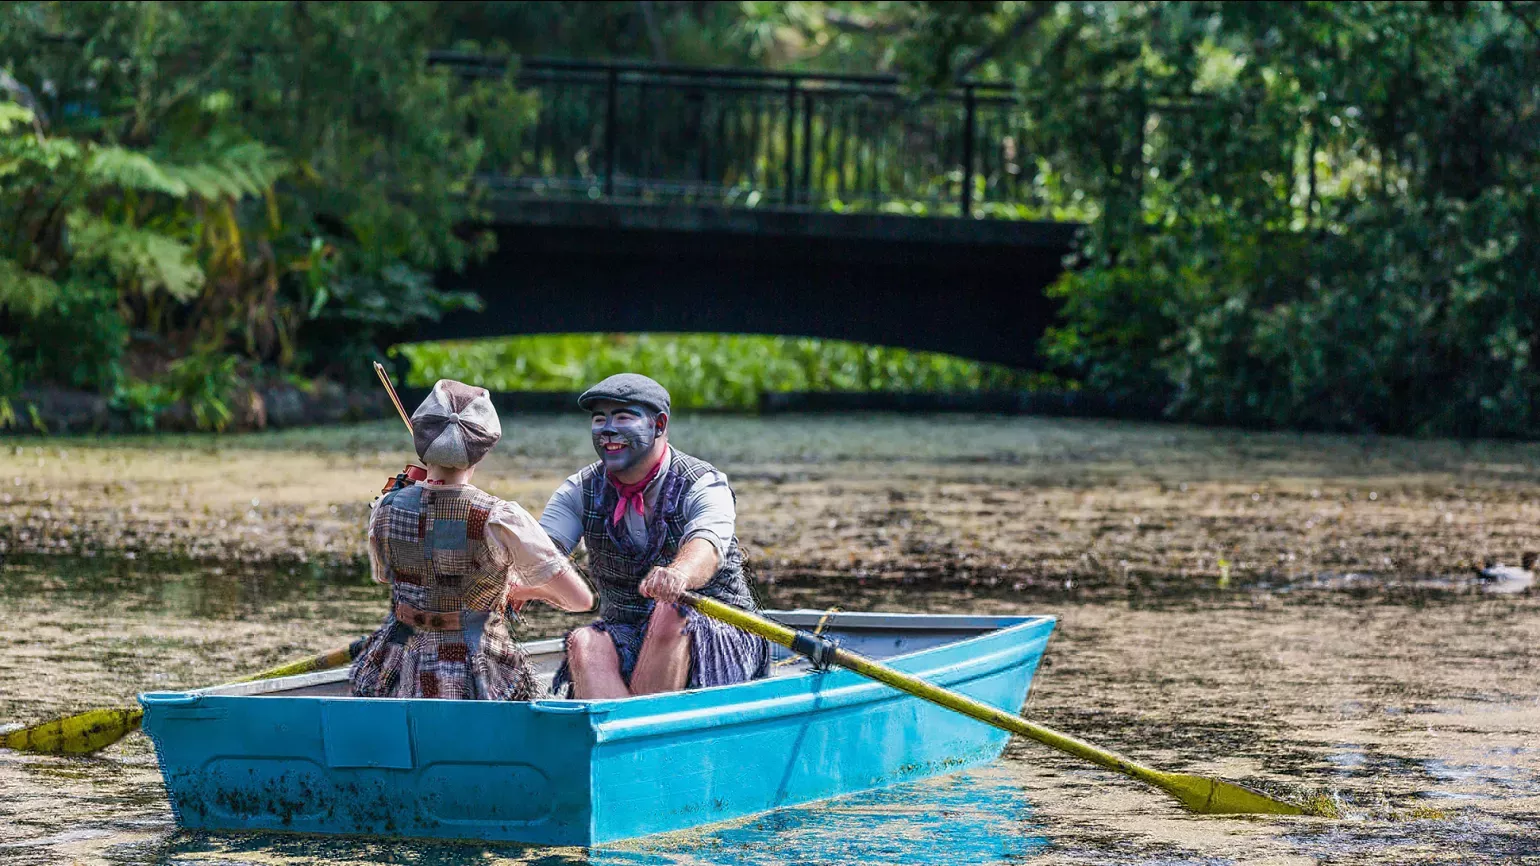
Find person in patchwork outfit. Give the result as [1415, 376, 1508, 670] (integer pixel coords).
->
[350, 379, 594, 700]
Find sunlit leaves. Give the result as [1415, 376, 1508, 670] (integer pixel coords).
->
[0, 1, 530, 392]
[161, 142, 288, 200]
[1025, 2, 1540, 437]
[0, 101, 35, 134]
[86, 147, 191, 197]
[396, 333, 1041, 411]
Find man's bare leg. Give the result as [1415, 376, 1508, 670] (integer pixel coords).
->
[629, 604, 692, 695]
[566, 626, 631, 699]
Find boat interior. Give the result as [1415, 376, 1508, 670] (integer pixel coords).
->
[199, 611, 1041, 699]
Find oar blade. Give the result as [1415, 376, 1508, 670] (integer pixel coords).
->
[3, 639, 363, 756]
[1, 707, 144, 755]
[1157, 772, 1319, 817]
[678, 593, 1335, 821]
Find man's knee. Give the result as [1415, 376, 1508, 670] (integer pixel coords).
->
[646, 603, 688, 643]
[566, 627, 615, 669]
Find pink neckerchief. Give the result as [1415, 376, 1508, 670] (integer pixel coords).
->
[607, 450, 665, 525]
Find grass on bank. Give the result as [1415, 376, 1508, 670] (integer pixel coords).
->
[394, 333, 1055, 411]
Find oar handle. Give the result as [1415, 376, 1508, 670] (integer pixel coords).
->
[374, 361, 414, 434]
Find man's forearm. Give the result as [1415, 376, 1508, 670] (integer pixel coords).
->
[671, 537, 721, 588]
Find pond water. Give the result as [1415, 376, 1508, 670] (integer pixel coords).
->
[2, 555, 1537, 865]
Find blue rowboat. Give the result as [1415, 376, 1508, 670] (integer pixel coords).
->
[139, 610, 1055, 846]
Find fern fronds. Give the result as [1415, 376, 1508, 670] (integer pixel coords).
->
[66, 214, 205, 301]
[162, 140, 288, 199]
[86, 147, 191, 197]
[0, 256, 61, 315]
[83, 141, 288, 201]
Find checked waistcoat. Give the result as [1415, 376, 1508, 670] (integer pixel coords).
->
[374, 483, 507, 612]
[577, 449, 757, 625]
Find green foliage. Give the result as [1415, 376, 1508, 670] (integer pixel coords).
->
[110, 351, 245, 431]
[397, 334, 1040, 411]
[109, 377, 171, 432]
[66, 214, 205, 301]
[1012, 2, 1540, 437]
[9, 283, 129, 393]
[0, 257, 61, 316]
[437, 2, 765, 66]
[0, 337, 18, 399]
[0, 1, 530, 404]
[2, 1, 1535, 438]
[164, 352, 245, 431]
[685, 2, 1540, 436]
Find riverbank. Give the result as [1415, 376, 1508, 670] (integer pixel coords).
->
[3, 415, 1538, 594]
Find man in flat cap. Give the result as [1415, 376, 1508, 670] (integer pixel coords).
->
[531, 373, 770, 697]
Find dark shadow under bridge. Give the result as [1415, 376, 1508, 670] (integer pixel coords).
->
[406, 57, 1088, 368]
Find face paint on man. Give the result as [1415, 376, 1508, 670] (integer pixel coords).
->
[591, 402, 664, 475]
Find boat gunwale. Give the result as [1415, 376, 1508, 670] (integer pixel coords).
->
[589, 627, 1051, 743]
[144, 611, 1055, 707]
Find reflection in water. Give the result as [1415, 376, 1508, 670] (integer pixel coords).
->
[604, 768, 1046, 866]
[120, 769, 1043, 866]
[0, 552, 376, 619]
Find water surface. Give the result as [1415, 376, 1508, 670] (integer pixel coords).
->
[2, 556, 1537, 864]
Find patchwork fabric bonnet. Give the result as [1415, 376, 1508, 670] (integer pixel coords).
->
[410, 380, 502, 468]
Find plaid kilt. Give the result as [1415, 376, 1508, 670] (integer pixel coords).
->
[550, 601, 771, 697]
[350, 609, 540, 701]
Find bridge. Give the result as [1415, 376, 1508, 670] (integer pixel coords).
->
[407, 56, 1088, 368]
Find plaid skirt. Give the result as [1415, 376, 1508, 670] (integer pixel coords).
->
[550, 601, 771, 697]
[349, 608, 541, 701]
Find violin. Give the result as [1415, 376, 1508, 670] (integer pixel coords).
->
[381, 463, 428, 495]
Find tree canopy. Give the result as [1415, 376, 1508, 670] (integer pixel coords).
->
[3, 2, 1539, 436]
[743, 1, 1540, 436]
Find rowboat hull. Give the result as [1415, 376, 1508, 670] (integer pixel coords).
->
[140, 611, 1055, 845]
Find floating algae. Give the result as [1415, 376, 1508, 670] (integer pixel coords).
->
[6, 415, 1540, 863]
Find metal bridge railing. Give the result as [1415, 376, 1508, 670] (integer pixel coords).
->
[432, 53, 1048, 219]
[433, 53, 1352, 226]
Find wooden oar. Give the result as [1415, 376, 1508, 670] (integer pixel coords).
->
[1, 638, 365, 756]
[679, 592, 1330, 818]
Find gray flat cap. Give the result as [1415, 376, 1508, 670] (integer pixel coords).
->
[411, 379, 501, 468]
[578, 373, 670, 415]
